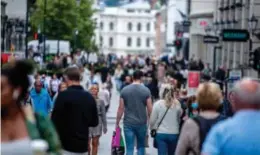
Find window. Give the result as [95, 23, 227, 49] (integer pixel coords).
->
[137, 23, 141, 31]
[145, 10, 150, 13]
[100, 22, 103, 30]
[137, 37, 141, 47]
[127, 9, 135, 13]
[146, 23, 150, 31]
[127, 37, 132, 47]
[109, 37, 113, 47]
[109, 22, 114, 30]
[146, 38, 150, 47]
[128, 22, 132, 31]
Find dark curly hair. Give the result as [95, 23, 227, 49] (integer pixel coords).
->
[1, 60, 34, 101]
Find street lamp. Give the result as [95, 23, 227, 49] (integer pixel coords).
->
[74, 30, 78, 49]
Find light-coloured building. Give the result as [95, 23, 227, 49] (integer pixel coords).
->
[189, 0, 215, 65]
[94, 1, 157, 56]
[189, 0, 260, 77]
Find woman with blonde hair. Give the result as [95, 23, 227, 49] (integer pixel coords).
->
[88, 83, 107, 155]
[175, 82, 226, 155]
[150, 84, 182, 155]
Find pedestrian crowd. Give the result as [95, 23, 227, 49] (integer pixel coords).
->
[1, 52, 260, 155]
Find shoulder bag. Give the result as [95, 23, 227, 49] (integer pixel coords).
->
[150, 106, 170, 138]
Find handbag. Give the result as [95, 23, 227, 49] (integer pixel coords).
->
[150, 106, 170, 138]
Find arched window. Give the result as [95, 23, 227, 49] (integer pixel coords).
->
[109, 22, 114, 30]
[128, 22, 132, 31]
[109, 37, 113, 47]
[146, 23, 150, 31]
[146, 38, 150, 47]
[100, 22, 103, 30]
[137, 23, 141, 31]
[137, 37, 141, 47]
[127, 37, 132, 47]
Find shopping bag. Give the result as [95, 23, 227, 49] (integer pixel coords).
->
[112, 127, 121, 147]
[111, 127, 125, 155]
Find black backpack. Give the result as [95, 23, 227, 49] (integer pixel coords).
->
[191, 115, 226, 154]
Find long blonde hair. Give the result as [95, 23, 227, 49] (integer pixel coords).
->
[161, 84, 177, 108]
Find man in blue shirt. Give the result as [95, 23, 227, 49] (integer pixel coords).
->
[202, 78, 260, 155]
[30, 79, 53, 116]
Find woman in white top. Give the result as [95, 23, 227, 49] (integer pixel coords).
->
[150, 84, 182, 155]
[114, 64, 123, 91]
[49, 74, 60, 98]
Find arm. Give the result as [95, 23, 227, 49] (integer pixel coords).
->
[36, 113, 62, 155]
[146, 89, 153, 118]
[88, 95, 99, 127]
[116, 98, 124, 127]
[149, 102, 158, 129]
[146, 97, 153, 119]
[175, 119, 199, 155]
[100, 100, 107, 133]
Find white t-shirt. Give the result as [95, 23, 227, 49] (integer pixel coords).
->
[1, 138, 33, 155]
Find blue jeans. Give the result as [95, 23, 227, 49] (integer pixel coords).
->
[155, 133, 179, 155]
[115, 78, 122, 91]
[124, 124, 147, 155]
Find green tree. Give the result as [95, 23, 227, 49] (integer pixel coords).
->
[30, 0, 97, 52]
[75, 0, 97, 51]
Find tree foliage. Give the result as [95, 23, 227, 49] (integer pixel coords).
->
[30, 0, 97, 52]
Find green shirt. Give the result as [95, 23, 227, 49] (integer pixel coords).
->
[26, 113, 62, 155]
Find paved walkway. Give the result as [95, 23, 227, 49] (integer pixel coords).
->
[98, 78, 157, 155]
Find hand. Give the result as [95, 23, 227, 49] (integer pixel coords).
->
[115, 123, 119, 129]
[103, 128, 107, 134]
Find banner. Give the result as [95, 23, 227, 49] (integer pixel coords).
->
[187, 71, 200, 96]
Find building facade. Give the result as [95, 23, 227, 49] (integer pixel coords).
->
[2, 0, 27, 52]
[189, 0, 215, 65]
[94, 1, 157, 56]
[189, 0, 260, 77]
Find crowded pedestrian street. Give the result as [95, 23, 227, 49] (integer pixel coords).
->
[1, 0, 260, 155]
[98, 77, 156, 155]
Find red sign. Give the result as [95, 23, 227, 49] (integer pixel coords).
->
[188, 71, 200, 88]
[1, 53, 11, 64]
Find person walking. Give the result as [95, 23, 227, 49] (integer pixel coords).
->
[88, 83, 107, 155]
[116, 70, 153, 155]
[98, 83, 111, 112]
[1, 60, 62, 155]
[175, 82, 225, 155]
[202, 78, 260, 155]
[114, 64, 123, 92]
[49, 74, 60, 98]
[52, 82, 67, 104]
[150, 84, 182, 155]
[30, 80, 53, 117]
[51, 66, 99, 155]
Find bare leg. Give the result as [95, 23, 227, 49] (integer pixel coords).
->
[92, 136, 100, 155]
[88, 138, 92, 154]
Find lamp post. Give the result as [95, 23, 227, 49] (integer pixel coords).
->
[43, 0, 47, 61]
[74, 30, 78, 49]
